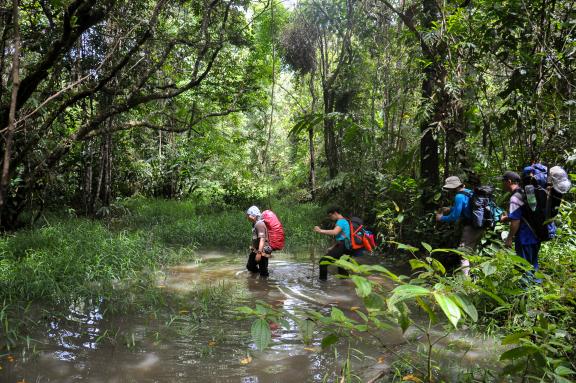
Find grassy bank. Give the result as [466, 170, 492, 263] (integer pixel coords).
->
[0, 198, 324, 350]
[119, 197, 325, 251]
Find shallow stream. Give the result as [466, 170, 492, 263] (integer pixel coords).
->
[1, 251, 507, 382]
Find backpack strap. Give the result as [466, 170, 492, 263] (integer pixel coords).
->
[512, 189, 542, 239]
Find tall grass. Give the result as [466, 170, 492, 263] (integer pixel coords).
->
[118, 198, 325, 252]
[0, 197, 327, 350]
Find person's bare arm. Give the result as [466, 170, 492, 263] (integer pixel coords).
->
[505, 220, 520, 247]
[255, 237, 265, 261]
[313, 225, 342, 236]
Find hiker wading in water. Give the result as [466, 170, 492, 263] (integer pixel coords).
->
[246, 206, 270, 278]
[314, 207, 353, 280]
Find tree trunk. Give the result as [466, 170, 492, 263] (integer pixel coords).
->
[308, 73, 317, 199]
[323, 89, 338, 178]
[83, 139, 94, 215]
[0, 0, 21, 227]
[419, 0, 441, 206]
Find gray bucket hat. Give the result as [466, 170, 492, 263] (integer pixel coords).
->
[246, 206, 261, 217]
[442, 176, 463, 190]
[548, 166, 572, 194]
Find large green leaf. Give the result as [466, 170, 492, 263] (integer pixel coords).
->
[421, 242, 432, 253]
[481, 262, 497, 277]
[409, 259, 432, 272]
[321, 333, 339, 349]
[251, 319, 271, 351]
[364, 293, 385, 311]
[450, 294, 478, 322]
[388, 284, 430, 308]
[433, 292, 461, 328]
[502, 331, 531, 345]
[350, 275, 372, 297]
[330, 307, 347, 322]
[554, 366, 576, 377]
[500, 345, 539, 360]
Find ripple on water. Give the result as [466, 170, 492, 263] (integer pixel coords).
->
[2, 252, 506, 383]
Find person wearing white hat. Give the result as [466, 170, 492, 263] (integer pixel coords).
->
[246, 206, 269, 278]
[435, 176, 484, 275]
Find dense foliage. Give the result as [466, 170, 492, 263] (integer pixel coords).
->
[1, 0, 576, 381]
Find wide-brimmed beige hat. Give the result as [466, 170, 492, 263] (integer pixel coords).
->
[442, 176, 463, 190]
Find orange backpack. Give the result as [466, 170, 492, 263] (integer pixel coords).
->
[348, 217, 373, 252]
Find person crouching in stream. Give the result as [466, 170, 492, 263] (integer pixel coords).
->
[246, 206, 270, 278]
[314, 207, 353, 281]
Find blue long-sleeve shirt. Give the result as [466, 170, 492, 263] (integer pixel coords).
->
[440, 189, 472, 223]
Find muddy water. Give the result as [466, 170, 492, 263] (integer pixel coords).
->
[1, 252, 506, 382]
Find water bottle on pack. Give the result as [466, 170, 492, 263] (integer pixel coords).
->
[524, 185, 537, 211]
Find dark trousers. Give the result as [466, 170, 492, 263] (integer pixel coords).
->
[246, 251, 269, 277]
[515, 242, 541, 271]
[319, 241, 352, 280]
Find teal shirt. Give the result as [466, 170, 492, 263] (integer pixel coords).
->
[335, 218, 350, 242]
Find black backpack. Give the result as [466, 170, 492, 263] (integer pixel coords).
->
[513, 188, 554, 242]
[461, 186, 501, 229]
[522, 164, 570, 221]
[517, 166, 569, 241]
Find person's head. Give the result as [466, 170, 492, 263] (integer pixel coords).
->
[246, 205, 261, 223]
[326, 206, 343, 221]
[501, 171, 521, 192]
[442, 176, 464, 194]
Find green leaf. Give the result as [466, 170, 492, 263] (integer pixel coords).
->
[421, 242, 432, 253]
[464, 281, 507, 305]
[364, 293, 385, 311]
[500, 345, 539, 360]
[431, 258, 446, 274]
[433, 293, 461, 328]
[502, 331, 531, 345]
[398, 302, 411, 333]
[367, 265, 401, 281]
[508, 254, 532, 268]
[551, 375, 574, 383]
[450, 294, 478, 322]
[409, 259, 431, 271]
[388, 284, 430, 307]
[481, 262, 497, 277]
[502, 360, 526, 375]
[555, 366, 576, 376]
[235, 306, 255, 315]
[251, 319, 271, 351]
[350, 275, 372, 297]
[415, 297, 437, 323]
[298, 319, 315, 345]
[389, 241, 419, 253]
[430, 248, 468, 257]
[321, 333, 339, 349]
[330, 307, 347, 322]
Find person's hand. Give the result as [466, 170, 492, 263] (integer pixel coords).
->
[435, 213, 443, 222]
[442, 207, 451, 214]
[500, 213, 508, 223]
[505, 236, 513, 248]
[255, 251, 262, 262]
[313, 226, 322, 233]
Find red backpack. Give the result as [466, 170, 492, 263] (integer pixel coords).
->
[262, 210, 285, 251]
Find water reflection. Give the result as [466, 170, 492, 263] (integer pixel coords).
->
[1, 251, 506, 382]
